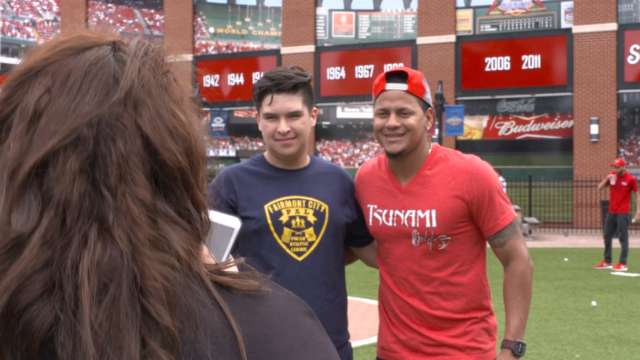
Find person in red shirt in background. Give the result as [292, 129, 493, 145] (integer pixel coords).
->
[593, 158, 640, 272]
[355, 67, 533, 360]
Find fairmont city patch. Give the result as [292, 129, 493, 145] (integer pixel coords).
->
[264, 196, 329, 261]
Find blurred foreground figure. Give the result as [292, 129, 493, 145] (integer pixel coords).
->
[0, 33, 338, 360]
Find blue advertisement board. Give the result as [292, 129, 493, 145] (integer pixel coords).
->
[209, 110, 229, 137]
[444, 104, 465, 137]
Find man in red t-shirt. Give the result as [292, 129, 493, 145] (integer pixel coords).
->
[593, 158, 639, 272]
[355, 67, 533, 359]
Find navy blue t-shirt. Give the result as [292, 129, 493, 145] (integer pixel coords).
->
[208, 155, 372, 359]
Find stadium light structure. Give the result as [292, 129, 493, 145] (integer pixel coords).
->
[435, 80, 445, 144]
[589, 116, 599, 142]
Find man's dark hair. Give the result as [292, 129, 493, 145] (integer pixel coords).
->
[384, 71, 431, 113]
[253, 66, 314, 112]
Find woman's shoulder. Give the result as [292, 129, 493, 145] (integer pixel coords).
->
[219, 279, 340, 360]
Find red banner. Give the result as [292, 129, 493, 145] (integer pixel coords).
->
[460, 34, 568, 91]
[482, 113, 573, 140]
[195, 54, 278, 105]
[624, 29, 640, 83]
[0, 74, 7, 87]
[318, 45, 413, 98]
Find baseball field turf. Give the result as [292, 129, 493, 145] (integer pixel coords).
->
[347, 248, 640, 359]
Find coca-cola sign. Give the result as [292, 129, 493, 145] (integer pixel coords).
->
[483, 113, 573, 139]
[496, 98, 536, 113]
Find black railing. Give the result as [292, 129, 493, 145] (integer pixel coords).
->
[506, 176, 640, 234]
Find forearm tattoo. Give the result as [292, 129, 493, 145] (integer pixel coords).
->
[488, 219, 520, 248]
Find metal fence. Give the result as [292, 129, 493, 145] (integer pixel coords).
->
[506, 176, 640, 235]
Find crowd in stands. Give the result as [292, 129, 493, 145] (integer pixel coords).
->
[192, 12, 279, 55]
[87, 0, 164, 36]
[206, 137, 237, 158]
[619, 134, 640, 168]
[0, 0, 166, 42]
[0, 0, 60, 43]
[316, 138, 381, 168]
[204, 135, 380, 168]
[230, 135, 264, 151]
[205, 136, 265, 158]
[194, 38, 277, 56]
[138, 7, 163, 34]
[194, 14, 209, 39]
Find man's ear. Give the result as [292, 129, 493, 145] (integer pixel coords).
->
[255, 107, 263, 132]
[310, 106, 319, 127]
[424, 107, 435, 132]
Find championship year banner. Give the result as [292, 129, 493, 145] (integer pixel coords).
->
[623, 29, 640, 84]
[458, 33, 569, 94]
[316, 43, 415, 102]
[195, 52, 279, 106]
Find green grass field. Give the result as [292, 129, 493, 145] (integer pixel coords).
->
[347, 248, 640, 360]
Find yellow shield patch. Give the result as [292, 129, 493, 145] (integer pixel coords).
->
[264, 195, 329, 261]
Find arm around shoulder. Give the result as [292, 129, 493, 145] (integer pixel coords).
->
[349, 241, 378, 268]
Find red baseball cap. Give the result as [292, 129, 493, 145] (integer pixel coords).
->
[611, 158, 626, 167]
[372, 67, 432, 107]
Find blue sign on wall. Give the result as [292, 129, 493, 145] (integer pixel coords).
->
[209, 110, 229, 137]
[444, 104, 465, 137]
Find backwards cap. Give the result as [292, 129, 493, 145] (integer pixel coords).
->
[372, 66, 432, 107]
[612, 158, 626, 167]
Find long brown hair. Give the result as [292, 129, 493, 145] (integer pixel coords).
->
[0, 33, 258, 360]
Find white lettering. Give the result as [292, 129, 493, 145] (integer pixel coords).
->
[326, 66, 346, 80]
[252, 71, 264, 84]
[203, 74, 220, 88]
[521, 54, 541, 70]
[227, 73, 245, 86]
[484, 56, 511, 72]
[628, 44, 640, 65]
[367, 204, 437, 228]
[383, 62, 404, 72]
[354, 64, 375, 79]
[493, 117, 574, 137]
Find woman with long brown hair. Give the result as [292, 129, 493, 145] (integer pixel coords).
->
[0, 33, 338, 360]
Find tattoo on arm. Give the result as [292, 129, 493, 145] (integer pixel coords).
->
[488, 219, 520, 248]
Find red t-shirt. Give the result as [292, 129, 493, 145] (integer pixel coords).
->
[355, 144, 516, 360]
[607, 171, 638, 214]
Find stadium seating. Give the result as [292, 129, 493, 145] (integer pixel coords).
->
[86, 0, 164, 36]
[0, 0, 60, 42]
[316, 138, 381, 167]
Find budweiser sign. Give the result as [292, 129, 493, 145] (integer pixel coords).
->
[483, 113, 573, 139]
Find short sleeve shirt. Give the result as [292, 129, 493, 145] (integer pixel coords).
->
[608, 171, 638, 214]
[355, 144, 516, 360]
[208, 155, 373, 354]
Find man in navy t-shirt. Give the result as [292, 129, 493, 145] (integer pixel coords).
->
[208, 66, 377, 360]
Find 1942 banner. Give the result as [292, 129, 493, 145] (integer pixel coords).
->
[195, 52, 279, 107]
